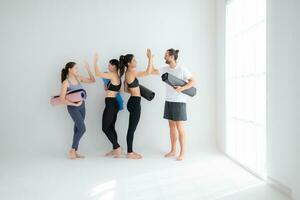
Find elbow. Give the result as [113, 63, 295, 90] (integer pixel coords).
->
[187, 78, 196, 87]
[153, 70, 159, 75]
[59, 96, 66, 104]
[95, 72, 101, 78]
[146, 69, 151, 75]
[191, 79, 196, 87]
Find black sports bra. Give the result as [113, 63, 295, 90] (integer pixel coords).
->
[127, 78, 139, 88]
[106, 80, 121, 92]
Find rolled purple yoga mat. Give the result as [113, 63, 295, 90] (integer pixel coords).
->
[50, 89, 87, 106]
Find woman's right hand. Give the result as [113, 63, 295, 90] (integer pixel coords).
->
[74, 101, 82, 107]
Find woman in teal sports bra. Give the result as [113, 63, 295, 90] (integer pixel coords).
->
[59, 61, 95, 160]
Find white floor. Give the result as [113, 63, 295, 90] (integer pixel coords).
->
[0, 151, 290, 200]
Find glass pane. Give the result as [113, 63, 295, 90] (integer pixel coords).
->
[226, 0, 266, 176]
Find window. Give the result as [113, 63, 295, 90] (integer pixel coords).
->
[225, 0, 266, 176]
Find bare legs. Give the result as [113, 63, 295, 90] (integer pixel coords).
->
[165, 120, 186, 161]
[165, 120, 177, 157]
[175, 121, 186, 161]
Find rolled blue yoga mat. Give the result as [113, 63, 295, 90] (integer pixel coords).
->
[102, 78, 124, 110]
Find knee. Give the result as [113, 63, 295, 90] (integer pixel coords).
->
[175, 122, 185, 133]
[79, 124, 86, 134]
[102, 125, 109, 133]
[168, 121, 176, 129]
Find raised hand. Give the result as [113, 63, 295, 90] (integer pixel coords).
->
[83, 60, 90, 71]
[146, 48, 152, 59]
[94, 53, 99, 65]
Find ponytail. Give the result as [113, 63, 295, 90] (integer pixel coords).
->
[119, 55, 126, 78]
[118, 54, 134, 78]
[61, 61, 76, 83]
[61, 68, 67, 83]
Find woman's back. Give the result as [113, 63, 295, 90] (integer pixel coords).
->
[125, 71, 140, 96]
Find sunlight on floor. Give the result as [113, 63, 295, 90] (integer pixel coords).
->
[86, 155, 266, 200]
[0, 153, 290, 200]
[89, 180, 117, 198]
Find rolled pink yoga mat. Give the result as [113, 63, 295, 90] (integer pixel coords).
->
[50, 89, 87, 106]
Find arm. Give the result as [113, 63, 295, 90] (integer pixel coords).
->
[78, 60, 96, 83]
[136, 48, 153, 77]
[94, 53, 114, 79]
[123, 80, 130, 93]
[175, 76, 196, 93]
[59, 81, 80, 106]
[149, 65, 160, 75]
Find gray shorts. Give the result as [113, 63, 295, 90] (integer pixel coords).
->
[163, 101, 187, 121]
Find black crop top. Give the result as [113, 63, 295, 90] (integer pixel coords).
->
[127, 78, 139, 88]
[106, 80, 121, 92]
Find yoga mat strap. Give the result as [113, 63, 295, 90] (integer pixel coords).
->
[161, 72, 196, 97]
[67, 89, 87, 99]
[50, 89, 87, 106]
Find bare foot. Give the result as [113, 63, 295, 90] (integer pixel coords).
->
[112, 147, 122, 158]
[105, 150, 114, 157]
[176, 154, 184, 161]
[76, 152, 85, 159]
[105, 147, 122, 158]
[164, 150, 176, 157]
[127, 152, 142, 159]
[132, 152, 142, 158]
[69, 149, 77, 160]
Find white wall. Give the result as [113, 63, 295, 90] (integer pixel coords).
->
[215, 0, 226, 152]
[0, 0, 217, 155]
[294, 1, 300, 198]
[216, 0, 300, 199]
[267, 0, 299, 198]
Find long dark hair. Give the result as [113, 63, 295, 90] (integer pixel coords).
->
[109, 59, 120, 74]
[119, 54, 134, 78]
[61, 62, 76, 83]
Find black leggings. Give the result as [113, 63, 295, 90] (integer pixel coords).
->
[102, 97, 120, 149]
[67, 101, 86, 151]
[126, 96, 141, 153]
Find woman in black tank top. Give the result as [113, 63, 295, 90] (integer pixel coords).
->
[94, 53, 123, 158]
[118, 49, 154, 159]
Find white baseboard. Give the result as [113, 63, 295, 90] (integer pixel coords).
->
[266, 176, 293, 200]
[222, 152, 293, 199]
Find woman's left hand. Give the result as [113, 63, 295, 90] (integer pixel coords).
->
[146, 48, 152, 59]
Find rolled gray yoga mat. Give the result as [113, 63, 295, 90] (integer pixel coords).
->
[161, 72, 196, 97]
[140, 84, 155, 101]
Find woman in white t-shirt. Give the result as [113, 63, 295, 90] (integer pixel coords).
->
[151, 49, 196, 161]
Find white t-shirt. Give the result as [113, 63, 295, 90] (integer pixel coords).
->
[160, 65, 192, 103]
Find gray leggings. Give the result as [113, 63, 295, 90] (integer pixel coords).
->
[67, 101, 86, 150]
